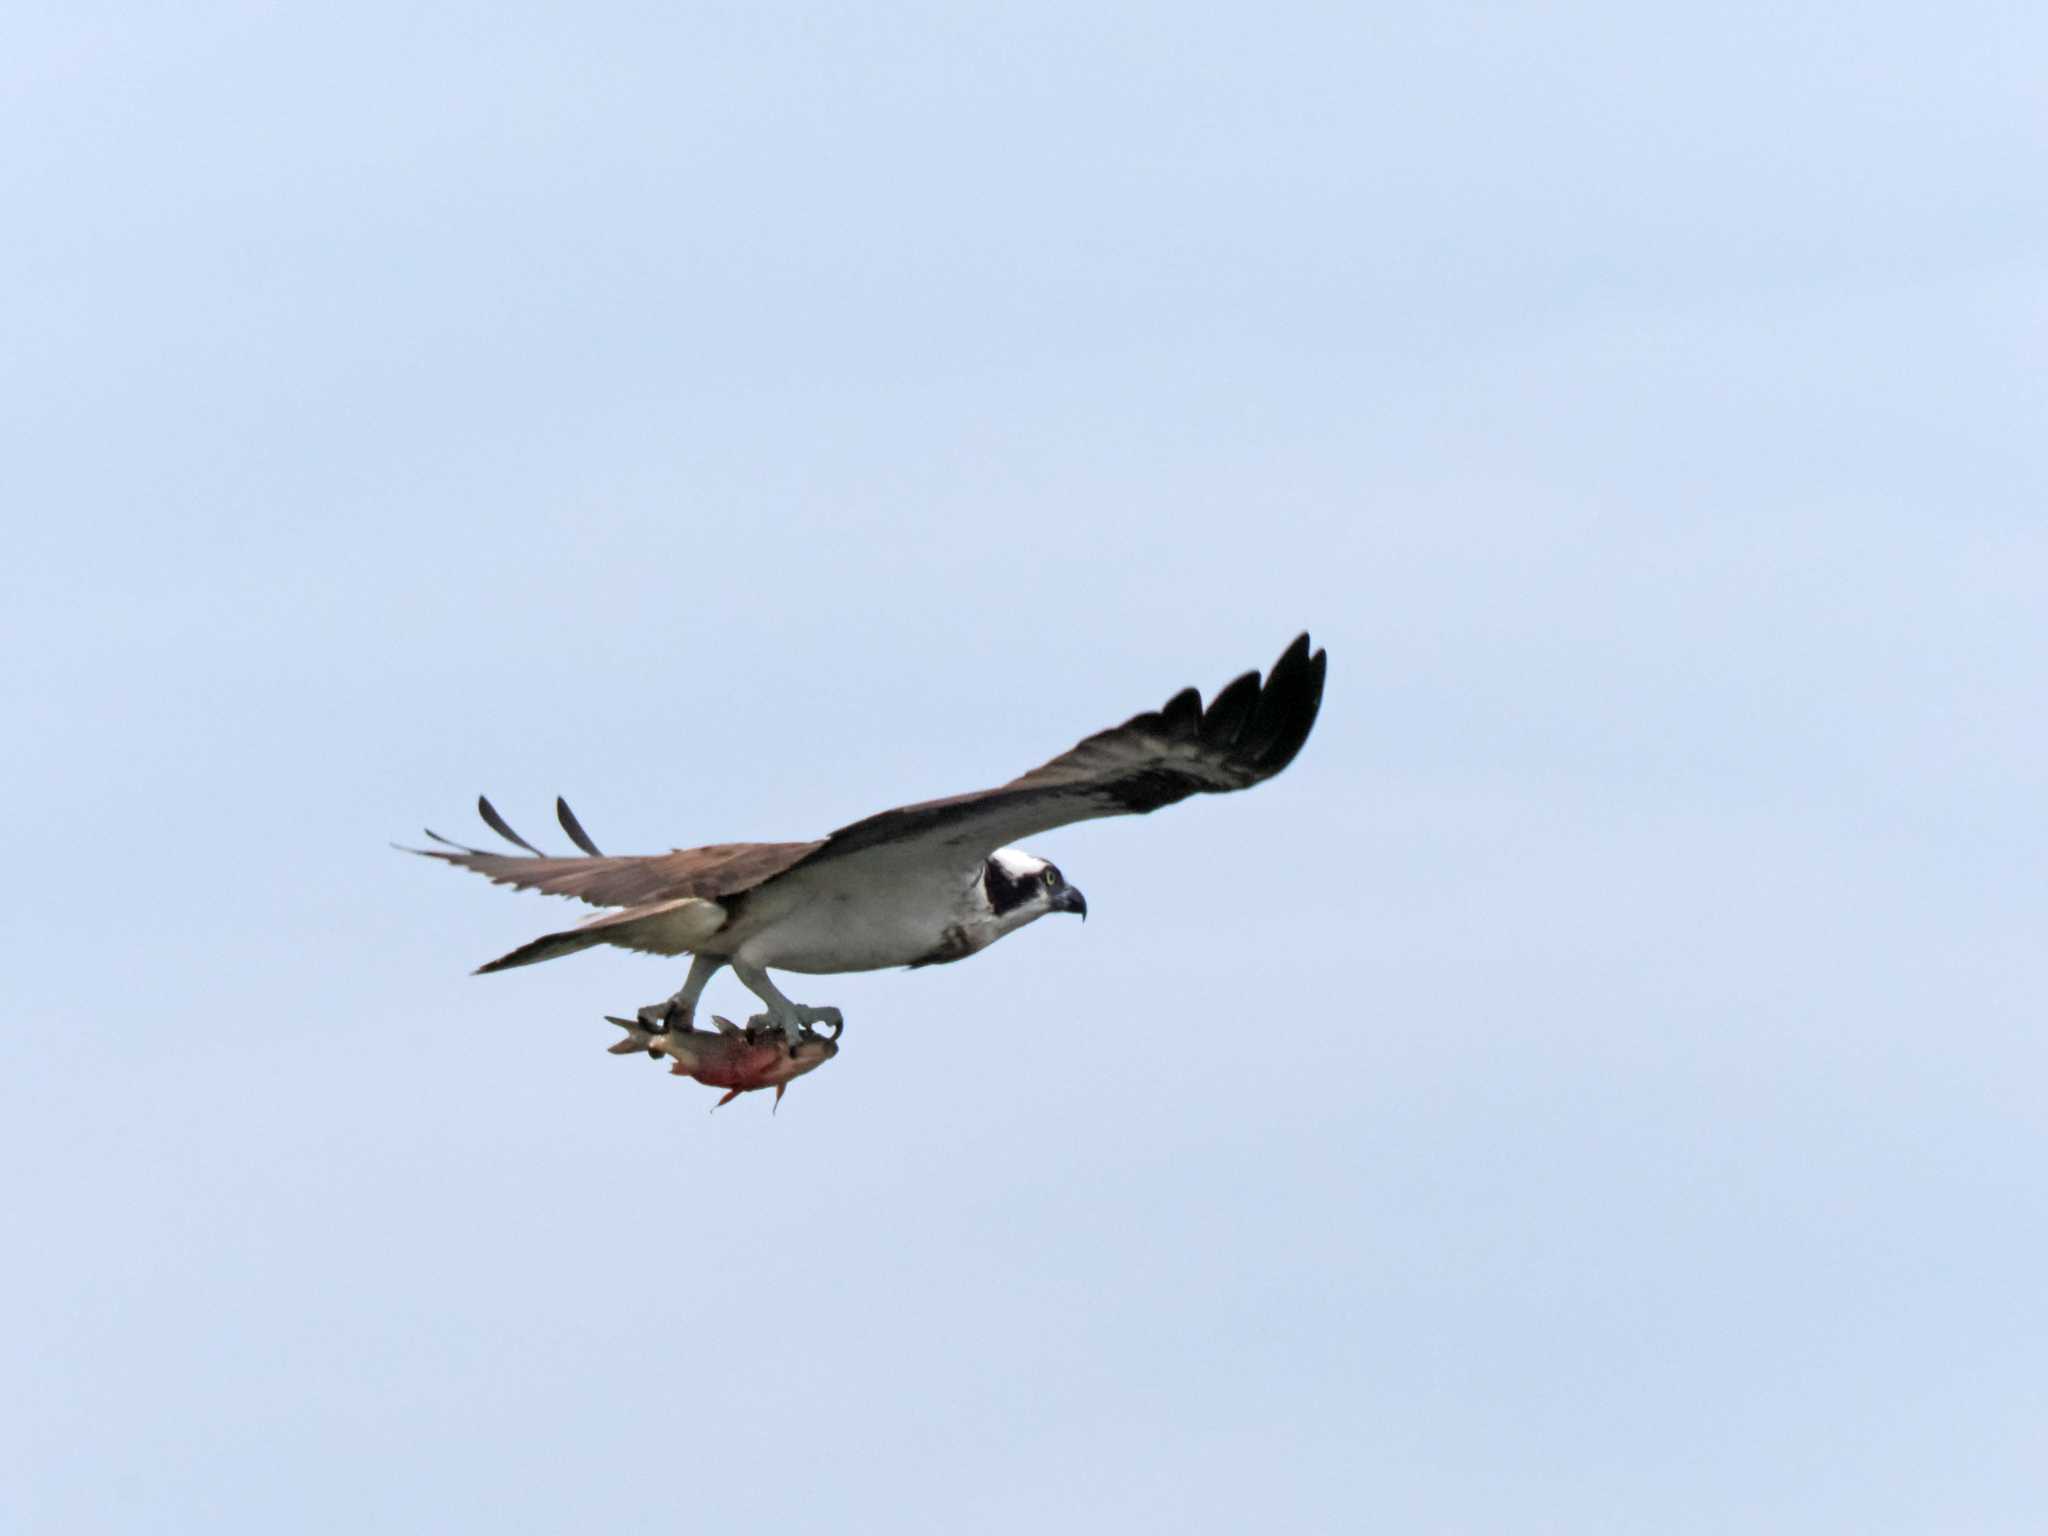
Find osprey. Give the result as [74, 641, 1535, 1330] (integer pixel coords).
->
[408, 633, 1326, 1041]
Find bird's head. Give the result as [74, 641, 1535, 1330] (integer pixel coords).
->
[983, 847, 1088, 935]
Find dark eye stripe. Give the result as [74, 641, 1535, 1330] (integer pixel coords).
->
[984, 857, 1037, 915]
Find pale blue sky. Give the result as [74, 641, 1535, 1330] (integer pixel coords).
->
[6, 4, 2045, 1531]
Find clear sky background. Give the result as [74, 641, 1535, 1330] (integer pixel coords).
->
[6, 4, 2044, 1531]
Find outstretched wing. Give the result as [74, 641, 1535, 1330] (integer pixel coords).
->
[403, 795, 820, 908]
[766, 631, 1327, 882]
[405, 632, 1323, 911]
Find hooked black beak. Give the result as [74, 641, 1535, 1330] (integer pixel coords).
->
[1055, 885, 1088, 921]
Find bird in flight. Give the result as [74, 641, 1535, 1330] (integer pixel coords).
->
[407, 633, 1326, 1042]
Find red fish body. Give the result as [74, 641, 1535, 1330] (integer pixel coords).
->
[605, 1015, 838, 1107]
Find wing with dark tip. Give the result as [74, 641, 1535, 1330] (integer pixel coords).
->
[766, 632, 1327, 881]
[403, 633, 1324, 914]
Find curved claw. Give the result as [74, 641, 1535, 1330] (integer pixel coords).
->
[639, 1000, 694, 1033]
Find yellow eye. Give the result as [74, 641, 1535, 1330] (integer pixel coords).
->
[1042, 867, 1060, 888]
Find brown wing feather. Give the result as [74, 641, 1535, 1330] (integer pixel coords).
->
[770, 632, 1327, 877]
[406, 835, 822, 908]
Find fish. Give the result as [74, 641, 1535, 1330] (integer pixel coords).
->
[604, 1014, 839, 1110]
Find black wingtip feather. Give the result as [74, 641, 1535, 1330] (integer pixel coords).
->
[1252, 645, 1325, 774]
[1160, 686, 1203, 736]
[556, 796, 603, 857]
[477, 795, 544, 856]
[1217, 633, 1323, 777]
[1146, 632, 1325, 788]
[1198, 670, 1262, 750]
[1237, 643, 1303, 759]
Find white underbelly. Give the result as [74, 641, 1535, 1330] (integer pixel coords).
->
[728, 869, 972, 974]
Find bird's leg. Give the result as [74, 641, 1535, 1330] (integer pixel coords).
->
[638, 954, 724, 1033]
[731, 960, 843, 1046]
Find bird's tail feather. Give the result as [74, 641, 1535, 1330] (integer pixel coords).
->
[473, 896, 728, 974]
[475, 929, 605, 973]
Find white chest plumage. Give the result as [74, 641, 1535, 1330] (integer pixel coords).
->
[723, 859, 993, 975]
